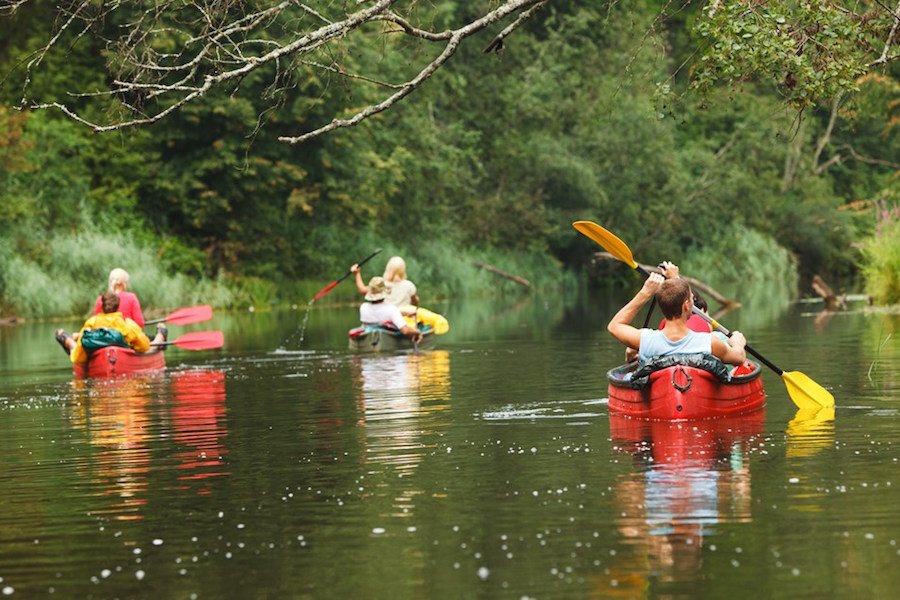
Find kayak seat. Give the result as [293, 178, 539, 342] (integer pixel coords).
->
[608, 353, 732, 390]
[347, 323, 435, 338]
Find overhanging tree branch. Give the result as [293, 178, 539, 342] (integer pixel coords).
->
[3, 0, 545, 143]
[2, 1, 897, 143]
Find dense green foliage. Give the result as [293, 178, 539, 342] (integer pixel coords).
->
[0, 1, 897, 317]
[860, 203, 900, 304]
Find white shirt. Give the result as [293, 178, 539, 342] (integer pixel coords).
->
[359, 301, 407, 330]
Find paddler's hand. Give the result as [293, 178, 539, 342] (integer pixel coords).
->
[729, 330, 747, 349]
[350, 263, 360, 273]
[411, 331, 423, 344]
[659, 261, 680, 279]
[640, 272, 664, 297]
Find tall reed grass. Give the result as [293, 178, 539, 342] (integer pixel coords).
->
[860, 210, 900, 305]
[292, 236, 576, 309]
[681, 226, 798, 327]
[0, 226, 574, 318]
[0, 231, 234, 319]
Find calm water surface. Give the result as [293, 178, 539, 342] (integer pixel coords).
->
[0, 294, 898, 598]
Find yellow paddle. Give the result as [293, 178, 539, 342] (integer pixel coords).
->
[573, 220, 835, 410]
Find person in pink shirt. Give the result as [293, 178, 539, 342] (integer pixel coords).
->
[93, 268, 145, 327]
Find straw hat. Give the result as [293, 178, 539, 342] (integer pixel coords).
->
[365, 276, 387, 302]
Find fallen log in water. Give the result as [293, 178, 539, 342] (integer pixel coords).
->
[811, 274, 846, 310]
[472, 261, 531, 288]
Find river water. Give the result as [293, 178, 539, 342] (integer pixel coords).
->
[0, 293, 897, 598]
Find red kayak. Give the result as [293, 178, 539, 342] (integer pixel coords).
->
[73, 346, 166, 379]
[607, 358, 766, 421]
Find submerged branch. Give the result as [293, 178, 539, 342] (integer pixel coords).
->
[472, 261, 531, 288]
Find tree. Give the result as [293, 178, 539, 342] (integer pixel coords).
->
[1, 1, 897, 143]
[0, 0, 550, 142]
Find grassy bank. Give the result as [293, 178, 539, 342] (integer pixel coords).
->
[0, 232, 573, 319]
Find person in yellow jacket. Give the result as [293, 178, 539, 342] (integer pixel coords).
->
[55, 292, 166, 364]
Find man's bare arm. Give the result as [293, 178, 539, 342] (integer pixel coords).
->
[711, 331, 747, 366]
[607, 274, 663, 351]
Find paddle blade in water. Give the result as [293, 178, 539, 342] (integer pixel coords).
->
[165, 304, 213, 325]
[572, 221, 638, 269]
[783, 370, 835, 409]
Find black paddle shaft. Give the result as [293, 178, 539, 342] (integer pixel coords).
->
[337, 248, 383, 284]
[636, 264, 785, 376]
[689, 307, 785, 376]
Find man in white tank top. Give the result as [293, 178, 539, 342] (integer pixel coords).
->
[607, 264, 746, 366]
[359, 277, 423, 343]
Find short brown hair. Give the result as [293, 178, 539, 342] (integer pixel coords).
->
[657, 278, 691, 320]
[101, 291, 120, 313]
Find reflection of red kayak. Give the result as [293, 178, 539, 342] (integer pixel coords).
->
[607, 361, 766, 420]
[171, 370, 228, 491]
[73, 346, 166, 379]
[609, 410, 766, 464]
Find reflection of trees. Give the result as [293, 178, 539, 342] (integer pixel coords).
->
[445, 296, 567, 340]
[352, 351, 451, 514]
[594, 413, 764, 596]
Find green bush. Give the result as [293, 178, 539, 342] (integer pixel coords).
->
[0, 231, 234, 318]
[861, 215, 900, 305]
[680, 226, 799, 326]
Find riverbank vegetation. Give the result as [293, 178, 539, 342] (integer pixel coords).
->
[0, 2, 897, 318]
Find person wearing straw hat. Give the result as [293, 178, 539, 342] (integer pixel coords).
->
[351, 255, 419, 316]
[359, 276, 423, 343]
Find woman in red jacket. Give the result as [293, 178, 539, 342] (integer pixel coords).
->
[93, 268, 145, 327]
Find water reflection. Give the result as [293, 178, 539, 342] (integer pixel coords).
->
[68, 375, 160, 521]
[68, 369, 229, 519]
[602, 413, 765, 594]
[170, 369, 229, 493]
[351, 351, 451, 513]
[786, 405, 836, 459]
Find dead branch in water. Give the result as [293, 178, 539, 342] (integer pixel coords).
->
[472, 261, 531, 288]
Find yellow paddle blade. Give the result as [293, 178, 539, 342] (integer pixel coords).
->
[782, 370, 835, 409]
[572, 221, 638, 269]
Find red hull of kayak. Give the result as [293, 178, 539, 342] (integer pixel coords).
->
[73, 346, 166, 379]
[608, 365, 766, 421]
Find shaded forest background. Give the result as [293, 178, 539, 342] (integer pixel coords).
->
[0, 1, 897, 318]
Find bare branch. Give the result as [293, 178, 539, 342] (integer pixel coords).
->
[0, 0, 31, 16]
[9, 0, 545, 143]
[868, 1, 900, 67]
[812, 94, 842, 172]
[484, 0, 548, 53]
[277, 0, 544, 143]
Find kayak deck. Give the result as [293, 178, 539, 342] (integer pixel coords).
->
[607, 359, 766, 421]
[348, 325, 436, 353]
[73, 346, 166, 379]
